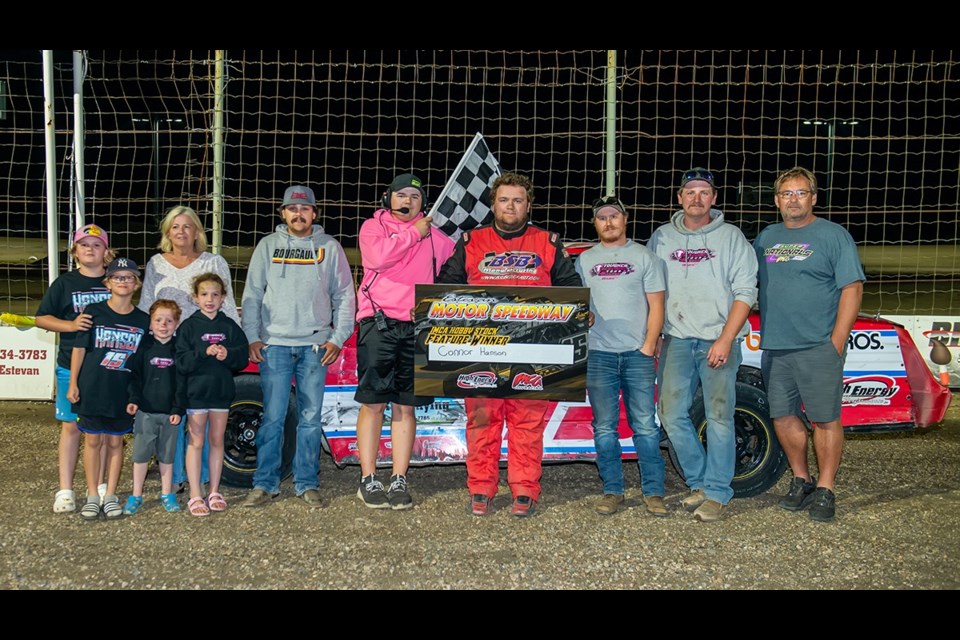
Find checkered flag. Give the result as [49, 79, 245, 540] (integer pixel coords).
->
[428, 132, 501, 243]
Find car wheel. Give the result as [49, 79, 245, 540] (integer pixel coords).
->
[221, 374, 298, 488]
[668, 381, 787, 498]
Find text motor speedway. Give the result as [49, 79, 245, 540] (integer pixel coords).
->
[413, 284, 590, 401]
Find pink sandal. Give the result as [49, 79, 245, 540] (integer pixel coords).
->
[188, 496, 210, 517]
[207, 492, 227, 512]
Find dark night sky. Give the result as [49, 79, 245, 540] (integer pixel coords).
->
[2, 50, 957, 252]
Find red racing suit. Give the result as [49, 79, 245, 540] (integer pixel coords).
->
[436, 224, 582, 500]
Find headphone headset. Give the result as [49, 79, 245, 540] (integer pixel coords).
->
[381, 189, 429, 213]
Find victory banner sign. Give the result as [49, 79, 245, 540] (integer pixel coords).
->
[413, 284, 590, 401]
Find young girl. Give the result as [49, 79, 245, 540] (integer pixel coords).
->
[175, 273, 249, 516]
[67, 257, 150, 520]
[36, 224, 115, 514]
[123, 299, 185, 514]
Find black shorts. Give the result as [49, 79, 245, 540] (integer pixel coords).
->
[354, 317, 432, 406]
[77, 414, 134, 436]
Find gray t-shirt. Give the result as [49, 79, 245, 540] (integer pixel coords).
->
[575, 240, 665, 353]
[754, 217, 865, 350]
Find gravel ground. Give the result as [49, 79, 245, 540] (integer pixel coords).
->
[2, 398, 958, 590]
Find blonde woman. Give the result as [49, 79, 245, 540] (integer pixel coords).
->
[139, 206, 241, 490]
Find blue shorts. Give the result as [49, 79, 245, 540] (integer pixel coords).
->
[55, 366, 78, 422]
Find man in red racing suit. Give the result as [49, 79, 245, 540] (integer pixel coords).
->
[436, 172, 582, 517]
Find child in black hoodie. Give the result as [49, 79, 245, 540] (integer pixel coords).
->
[124, 299, 186, 515]
[175, 273, 249, 516]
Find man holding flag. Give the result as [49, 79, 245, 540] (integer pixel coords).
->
[436, 172, 582, 518]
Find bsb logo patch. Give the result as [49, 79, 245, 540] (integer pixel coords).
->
[479, 251, 542, 276]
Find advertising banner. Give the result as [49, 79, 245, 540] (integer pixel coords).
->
[413, 284, 590, 401]
[0, 326, 56, 400]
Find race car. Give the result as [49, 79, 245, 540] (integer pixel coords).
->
[223, 250, 952, 498]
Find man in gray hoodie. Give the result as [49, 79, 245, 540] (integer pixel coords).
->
[648, 167, 758, 522]
[240, 185, 356, 509]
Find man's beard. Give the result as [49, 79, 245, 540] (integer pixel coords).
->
[495, 215, 528, 233]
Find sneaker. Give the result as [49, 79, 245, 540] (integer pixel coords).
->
[102, 496, 123, 519]
[643, 495, 669, 518]
[80, 500, 101, 521]
[122, 495, 143, 515]
[809, 487, 836, 522]
[693, 499, 724, 522]
[387, 474, 414, 511]
[300, 489, 325, 508]
[357, 474, 390, 509]
[470, 494, 492, 516]
[680, 489, 706, 512]
[512, 495, 538, 518]
[241, 488, 279, 508]
[595, 493, 624, 515]
[779, 476, 818, 511]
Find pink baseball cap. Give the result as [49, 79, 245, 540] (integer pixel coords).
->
[73, 223, 109, 248]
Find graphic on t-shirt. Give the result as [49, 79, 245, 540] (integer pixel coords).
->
[150, 357, 174, 368]
[589, 262, 635, 279]
[202, 333, 226, 344]
[72, 289, 110, 312]
[95, 324, 145, 371]
[271, 247, 325, 265]
[668, 248, 715, 265]
[478, 251, 543, 277]
[763, 243, 814, 263]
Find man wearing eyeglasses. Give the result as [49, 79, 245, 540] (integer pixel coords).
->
[754, 166, 865, 522]
[648, 167, 758, 522]
[577, 196, 666, 517]
[241, 185, 357, 509]
[436, 172, 582, 518]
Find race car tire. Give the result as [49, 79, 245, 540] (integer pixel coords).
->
[221, 374, 298, 488]
[667, 380, 787, 498]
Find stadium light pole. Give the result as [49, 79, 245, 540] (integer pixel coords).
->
[132, 116, 184, 225]
[802, 119, 859, 205]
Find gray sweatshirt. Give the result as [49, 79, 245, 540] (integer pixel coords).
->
[647, 209, 758, 341]
[241, 224, 356, 348]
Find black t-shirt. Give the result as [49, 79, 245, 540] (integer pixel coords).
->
[36, 270, 111, 368]
[72, 301, 150, 418]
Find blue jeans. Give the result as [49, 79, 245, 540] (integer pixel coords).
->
[587, 350, 663, 497]
[254, 345, 327, 495]
[657, 336, 742, 505]
[172, 419, 208, 485]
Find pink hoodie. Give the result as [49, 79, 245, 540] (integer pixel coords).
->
[356, 209, 455, 321]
